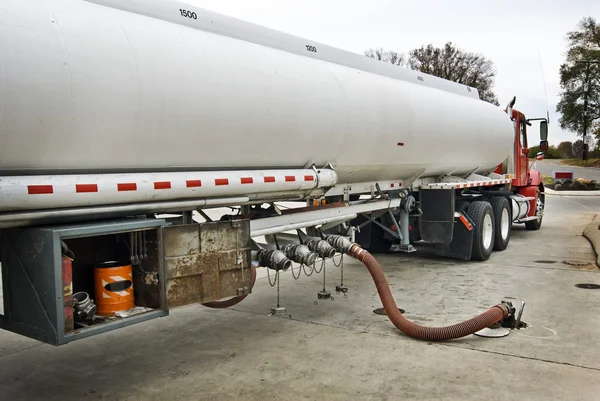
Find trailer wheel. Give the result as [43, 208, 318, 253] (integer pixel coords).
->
[490, 197, 511, 251]
[467, 201, 495, 261]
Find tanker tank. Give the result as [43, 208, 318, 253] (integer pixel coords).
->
[0, 0, 514, 184]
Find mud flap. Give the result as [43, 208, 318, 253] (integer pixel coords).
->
[419, 189, 455, 243]
[435, 213, 475, 260]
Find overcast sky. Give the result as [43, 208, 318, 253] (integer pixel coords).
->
[184, 0, 599, 145]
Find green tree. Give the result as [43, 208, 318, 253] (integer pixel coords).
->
[573, 139, 585, 157]
[557, 141, 573, 158]
[556, 17, 600, 140]
[365, 42, 499, 105]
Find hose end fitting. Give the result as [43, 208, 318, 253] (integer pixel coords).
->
[281, 244, 318, 266]
[255, 249, 292, 271]
[495, 301, 515, 318]
[306, 240, 336, 259]
[327, 235, 356, 254]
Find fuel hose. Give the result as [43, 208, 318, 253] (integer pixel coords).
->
[346, 244, 511, 341]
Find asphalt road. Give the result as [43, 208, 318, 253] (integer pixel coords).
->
[0, 195, 598, 400]
[534, 159, 600, 181]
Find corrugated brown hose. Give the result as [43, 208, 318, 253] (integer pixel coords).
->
[202, 264, 257, 309]
[347, 244, 510, 341]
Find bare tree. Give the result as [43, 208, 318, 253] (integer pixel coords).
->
[364, 48, 407, 67]
[365, 42, 499, 105]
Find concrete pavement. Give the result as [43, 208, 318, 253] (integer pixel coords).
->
[0, 196, 598, 400]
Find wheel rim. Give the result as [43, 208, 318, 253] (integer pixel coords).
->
[482, 213, 493, 250]
[500, 208, 510, 240]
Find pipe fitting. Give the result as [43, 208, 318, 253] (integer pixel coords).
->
[326, 235, 355, 254]
[306, 239, 336, 259]
[281, 244, 318, 266]
[73, 292, 96, 321]
[255, 249, 292, 271]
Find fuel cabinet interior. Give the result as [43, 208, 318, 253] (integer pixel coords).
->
[0, 218, 252, 345]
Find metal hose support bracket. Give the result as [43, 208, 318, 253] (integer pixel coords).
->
[339, 239, 511, 341]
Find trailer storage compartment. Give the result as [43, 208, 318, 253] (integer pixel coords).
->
[0, 218, 252, 345]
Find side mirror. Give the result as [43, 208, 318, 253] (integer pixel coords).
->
[540, 121, 548, 141]
[536, 152, 545, 161]
[539, 140, 548, 151]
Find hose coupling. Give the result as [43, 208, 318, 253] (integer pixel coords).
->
[73, 292, 96, 321]
[281, 244, 318, 266]
[495, 301, 515, 318]
[306, 240, 336, 258]
[327, 235, 356, 254]
[255, 249, 292, 271]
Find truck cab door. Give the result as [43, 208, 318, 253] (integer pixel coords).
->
[516, 118, 529, 186]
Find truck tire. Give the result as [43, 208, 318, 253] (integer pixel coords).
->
[368, 221, 392, 253]
[489, 197, 511, 251]
[467, 201, 495, 261]
[525, 216, 542, 230]
[525, 191, 544, 231]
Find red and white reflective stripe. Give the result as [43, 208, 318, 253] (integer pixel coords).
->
[0, 169, 338, 212]
[422, 177, 513, 189]
[454, 178, 512, 189]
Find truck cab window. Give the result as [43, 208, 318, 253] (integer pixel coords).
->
[520, 122, 528, 149]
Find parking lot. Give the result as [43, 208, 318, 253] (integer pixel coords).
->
[0, 195, 598, 401]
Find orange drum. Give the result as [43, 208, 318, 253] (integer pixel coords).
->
[94, 261, 135, 316]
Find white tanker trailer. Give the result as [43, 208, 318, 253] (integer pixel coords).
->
[0, 0, 546, 344]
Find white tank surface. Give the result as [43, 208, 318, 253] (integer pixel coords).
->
[0, 0, 514, 184]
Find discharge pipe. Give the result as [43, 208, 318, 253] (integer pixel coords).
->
[327, 236, 514, 341]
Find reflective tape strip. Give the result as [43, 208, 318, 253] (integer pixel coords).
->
[459, 214, 473, 231]
[454, 178, 512, 189]
[186, 180, 201, 188]
[2, 169, 339, 211]
[28, 185, 53, 194]
[154, 181, 171, 190]
[76, 184, 98, 193]
[118, 183, 137, 191]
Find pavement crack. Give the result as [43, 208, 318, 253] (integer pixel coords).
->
[0, 343, 44, 360]
[437, 344, 600, 372]
[517, 264, 599, 273]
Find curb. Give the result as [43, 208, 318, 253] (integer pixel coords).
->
[545, 188, 600, 196]
[583, 216, 600, 268]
